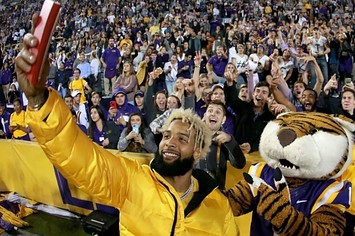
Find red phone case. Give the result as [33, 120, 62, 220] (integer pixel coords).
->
[26, 0, 61, 86]
[110, 101, 117, 109]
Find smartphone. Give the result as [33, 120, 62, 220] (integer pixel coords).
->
[110, 101, 117, 110]
[132, 124, 140, 134]
[27, 0, 61, 86]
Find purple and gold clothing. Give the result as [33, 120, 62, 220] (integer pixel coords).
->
[101, 47, 121, 78]
[208, 56, 228, 77]
[249, 163, 351, 236]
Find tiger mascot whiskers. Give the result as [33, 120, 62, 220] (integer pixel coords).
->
[227, 112, 355, 236]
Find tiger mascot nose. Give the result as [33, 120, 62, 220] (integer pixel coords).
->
[277, 128, 297, 147]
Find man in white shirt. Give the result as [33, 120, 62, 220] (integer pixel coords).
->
[307, 27, 330, 87]
[249, 44, 270, 82]
[164, 54, 179, 95]
[72, 90, 89, 129]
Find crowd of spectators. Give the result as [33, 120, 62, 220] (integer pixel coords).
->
[0, 0, 355, 190]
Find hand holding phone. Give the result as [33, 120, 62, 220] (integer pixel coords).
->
[110, 101, 117, 110]
[27, 0, 61, 86]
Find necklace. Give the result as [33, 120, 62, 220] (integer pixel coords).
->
[180, 178, 194, 201]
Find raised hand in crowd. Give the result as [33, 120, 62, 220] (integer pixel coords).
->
[323, 74, 338, 95]
[194, 51, 202, 67]
[269, 51, 280, 62]
[147, 67, 163, 86]
[224, 68, 236, 86]
[182, 79, 195, 95]
[303, 55, 317, 65]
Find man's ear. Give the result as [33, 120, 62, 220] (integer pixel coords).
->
[221, 115, 226, 125]
[193, 148, 201, 161]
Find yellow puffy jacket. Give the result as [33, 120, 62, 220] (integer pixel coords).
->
[26, 88, 239, 235]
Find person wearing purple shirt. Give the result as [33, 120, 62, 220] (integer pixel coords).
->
[55, 61, 70, 98]
[207, 46, 228, 84]
[0, 101, 11, 139]
[101, 38, 122, 96]
[88, 105, 120, 149]
[177, 54, 193, 79]
[64, 53, 74, 78]
[1, 62, 12, 103]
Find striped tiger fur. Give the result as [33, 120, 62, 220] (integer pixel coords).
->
[226, 112, 355, 236]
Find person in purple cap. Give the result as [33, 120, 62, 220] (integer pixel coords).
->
[0, 101, 11, 139]
[108, 87, 140, 132]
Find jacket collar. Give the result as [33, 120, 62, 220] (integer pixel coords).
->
[149, 160, 218, 217]
[184, 169, 218, 217]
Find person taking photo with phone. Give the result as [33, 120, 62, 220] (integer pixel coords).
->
[117, 112, 157, 153]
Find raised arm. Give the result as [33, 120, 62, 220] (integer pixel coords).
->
[268, 62, 296, 112]
[192, 52, 202, 100]
[144, 69, 162, 124]
[304, 55, 324, 95]
[15, 15, 138, 208]
[149, 109, 171, 134]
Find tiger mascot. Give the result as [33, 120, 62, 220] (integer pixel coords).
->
[227, 112, 355, 235]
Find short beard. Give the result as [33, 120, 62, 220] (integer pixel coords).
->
[151, 152, 194, 177]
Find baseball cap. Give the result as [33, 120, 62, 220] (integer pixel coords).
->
[257, 44, 265, 49]
[212, 83, 224, 91]
[0, 101, 5, 107]
[71, 90, 82, 97]
[134, 90, 144, 98]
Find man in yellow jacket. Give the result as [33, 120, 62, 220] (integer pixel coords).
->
[14, 14, 239, 235]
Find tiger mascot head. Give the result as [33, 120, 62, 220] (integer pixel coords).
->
[259, 112, 355, 180]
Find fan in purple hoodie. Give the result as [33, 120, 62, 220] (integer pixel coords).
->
[108, 87, 140, 131]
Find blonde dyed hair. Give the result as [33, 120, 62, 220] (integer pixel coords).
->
[162, 108, 212, 159]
